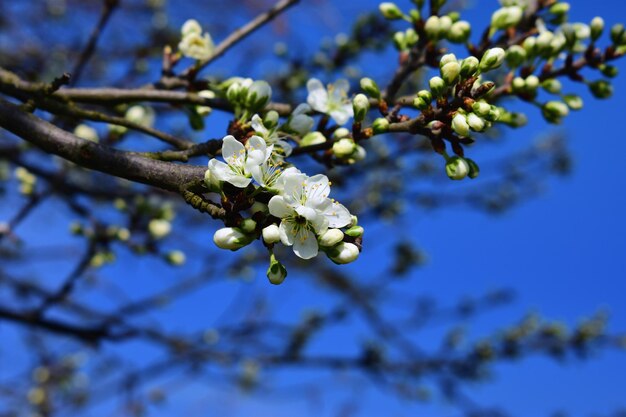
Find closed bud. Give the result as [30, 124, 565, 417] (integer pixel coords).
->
[333, 128, 351, 139]
[562, 94, 583, 110]
[490, 6, 523, 32]
[600, 64, 619, 78]
[393, 31, 407, 50]
[165, 250, 186, 266]
[74, 124, 99, 143]
[263, 111, 279, 129]
[267, 254, 287, 285]
[428, 120, 445, 135]
[511, 76, 526, 93]
[246, 80, 272, 111]
[379, 2, 404, 19]
[542, 78, 562, 94]
[204, 167, 221, 192]
[465, 158, 480, 179]
[240, 218, 257, 234]
[525, 75, 540, 91]
[181, 19, 202, 37]
[610, 23, 626, 45]
[536, 31, 554, 54]
[542, 101, 570, 124]
[352, 93, 370, 122]
[479, 47, 505, 72]
[329, 242, 360, 264]
[149, 219, 171, 240]
[409, 9, 421, 23]
[523, 36, 537, 57]
[452, 113, 470, 137]
[440, 53, 457, 68]
[413, 96, 429, 110]
[590, 17, 604, 41]
[439, 15, 453, 35]
[589, 79, 613, 99]
[441, 61, 461, 85]
[486, 106, 502, 122]
[319, 229, 344, 247]
[333, 138, 357, 158]
[506, 45, 527, 68]
[445, 156, 469, 180]
[472, 81, 495, 99]
[448, 20, 471, 43]
[460, 56, 479, 77]
[213, 227, 249, 250]
[429, 76, 447, 97]
[549, 2, 570, 16]
[405, 28, 419, 46]
[262, 224, 281, 244]
[226, 82, 242, 104]
[301, 131, 327, 147]
[345, 225, 364, 237]
[424, 15, 442, 40]
[497, 111, 527, 127]
[360, 77, 381, 99]
[472, 101, 491, 117]
[372, 117, 390, 134]
[467, 113, 486, 132]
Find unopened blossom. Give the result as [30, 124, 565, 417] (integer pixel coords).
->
[307, 78, 354, 125]
[207, 135, 272, 188]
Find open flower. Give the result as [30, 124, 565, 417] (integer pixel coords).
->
[207, 135, 272, 188]
[251, 114, 292, 156]
[268, 172, 351, 259]
[307, 78, 354, 125]
[179, 32, 214, 60]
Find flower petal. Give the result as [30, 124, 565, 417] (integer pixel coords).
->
[306, 78, 329, 113]
[278, 220, 295, 246]
[250, 114, 267, 136]
[324, 201, 352, 228]
[222, 135, 245, 164]
[329, 106, 353, 126]
[208, 159, 251, 188]
[292, 228, 318, 259]
[269, 195, 294, 218]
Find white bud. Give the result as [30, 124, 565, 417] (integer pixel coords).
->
[352, 93, 370, 122]
[148, 219, 171, 240]
[479, 47, 505, 72]
[165, 250, 186, 266]
[333, 138, 357, 158]
[213, 227, 249, 250]
[329, 242, 360, 264]
[491, 6, 523, 31]
[267, 254, 287, 285]
[440, 61, 461, 85]
[467, 113, 486, 131]
[262, 224, 281, 244]
[181, 19, 202, 37]
[246, 81, 272, 111]
[451, 113, 470, 137]
[125, 105, 155, 128]
[445, 156, 470, 180]
[379, 2, 403, 20]
[319, 229, 344, 247]
[74, 124, 99, 143]
[448, 20, 471, 43]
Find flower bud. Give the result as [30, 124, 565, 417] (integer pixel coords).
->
[126, 105, 155, 127]
[525, 75, 540, 91]
[541, 78, 562, 94]
[467, 113, 486, 132]
[562, 94, 583, 110]
[165, 250, 186, 266]
[267, 254, 287, 285]
[590, 17, 604, 41]
[441, 61, 461, 85]
[439, 15, 452, 35]
[240, 218, 257, 234]
[409, 9, 421, 23]
[246, 81, 272, 111]
[588, 79, 613, 99]
[542, 101, 569, 124]
[451, 113, 470, 137]
[333, 128, 351, 139]
[523, 36, 537, 57]
[360, 77, 381, 99]
[485, 106, 502, 122]
[429, 76, 447, 97]
[549, 2, 570, 17]
[318, 228, 344, 247]
[405, 28, 419, 46]
[465, 158, 480, 179]
[424, 16, 442, 40]
[393, 31, 407, 50]
[333, 138, 357, 158]
[213, 227, 249, 250]
[347, 145, 367, 164]
[345, 225, 364, 238]
[379, 2, 404, 19]
[479, 47, 505, 72]
[511, 76, 526, 93]
[149, 219, 171, 240]
[472, 101, 491, 117]
[490, 6, 523, 32]
[440, 53, 457, 67]
[497, 111, 527, 127]
[536, 31, 554, 53]
[74, 124, 99, 143]
[352, 93, 370, 122]
[445, 156, 469, 180]
[611, 24, 626, 45]
[262, 224, 281, 244]
[448, 20, 471, 43]
[181, 19, 202, 37]
[460, 56, 479, 78]
[600, 64, 619, 78]
[372, 117, 390, 134]
[263, 111, 279, 129]
[226, 82, 243, 104]
[329, 242, 360, 264]
[196, 90, 215, 116]
[506, 45, 527, 68]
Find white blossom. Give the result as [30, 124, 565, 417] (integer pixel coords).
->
[251, 114, 292, 156]
[307, 78, 354, 125]
[207, 135, 272, 188]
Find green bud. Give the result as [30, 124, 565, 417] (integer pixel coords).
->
[429, 76, 447, 97]
[549, 2, 570, 16]
[333, 128, 351, 139]
[226, 82, 242, 104]
[440, 53, 457, 67]
[497, 111, 527, 127]
[588, 79, 613, 99]
[451, 113, 470, 137]
[240, 218, 257, 234]
[525, 75, 540, 92]
[460, 56, 479, 77]
[148, 219, 171, 240]
[465, 158, 480, 179]
[542, 78, 562, 94]
[447, 11, 460, 23]
[506, 45, 527, 68]
[409, 9, 421, 23]
[445, 156, 469, 180]
[511, 76, 526, 93]
[439, 15, 453, 35]
[440, 61, 461, 85]
[479, 47, 505, 72]
[360, 77, 381, 99]
[405, 28, 419, 46]
[267, 253, 287, 285]
[590, 17, 604, 41]
[318, 229, 344, 247]
[263, 111, 279, 129]
[610, 23, 626, 45]
[393, 31, 407, 50]
[352, 94, 370, 122]
[301, 131, 327, 147]
[467, 113, 486, 132]
[448, 20, 471, 43]
[491, 6, 523, 32]
[600, 64, 619, 78]
[472, 101, 491, 117]
[372, 117, 390, 134]
[245, 80, 272, 111]
[542, 100, 570, 124]
[345, 225, 364, 238]
[523, 36, 537, 57]
[424, 16, 442, 40]
[379, 2, 404, 20]
[485, 105, 502, 122]
[333, 138, 357, 158]
[165, 250, 186, 266]
[414, 90, 433, 110]
[562, 94, 583, 110]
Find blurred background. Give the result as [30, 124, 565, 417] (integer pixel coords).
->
[0, 0, 625, 416]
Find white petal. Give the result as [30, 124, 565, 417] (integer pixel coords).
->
[268, 196, 295, 218]
[292, 228, 318, 259]
[250, 164, 265, 187]
[222, 135, 245, 163]
[209, 159, 251, 188]
[250, 114, 267, 135]
[333, 79, 350, 96]
[293, 103, 311, 116]
[306, 78, 329, 113]
[304, 174, 330, 203]
[329, 107, 353, 126]
[278, 220, 295, 246]
[295, 205, 318, 221]
[324, 201, 352, 228]
[282, 173, 307, 205]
